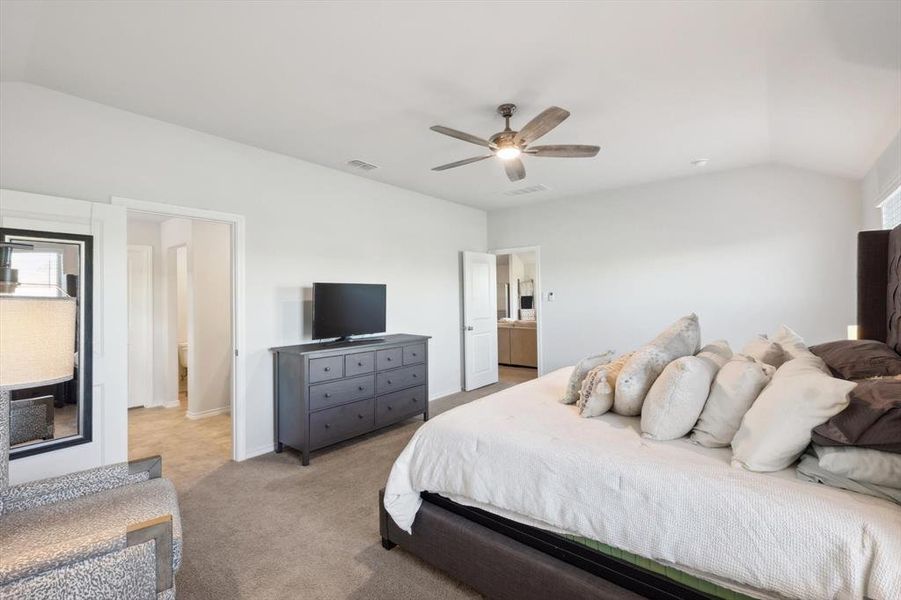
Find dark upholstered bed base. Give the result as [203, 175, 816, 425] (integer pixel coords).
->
[379, 490, 717, 600]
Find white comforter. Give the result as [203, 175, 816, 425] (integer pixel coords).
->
[384, 367, 901, 600]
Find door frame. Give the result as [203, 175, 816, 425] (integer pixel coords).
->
[126, 244, 154, 408]
[112, 197, 248, 461]
[490, 245, 543, 375]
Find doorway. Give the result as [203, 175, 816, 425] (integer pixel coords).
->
[120, 197, 245, 483]
[493, 247, 541, 385]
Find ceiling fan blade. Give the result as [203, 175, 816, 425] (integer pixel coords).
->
[526, 144, 600, 158]
[430, 125, 495, 148]
[432, 155, 493, 171]
[504, 158, 526, 182]
[514, 106, 570, 145]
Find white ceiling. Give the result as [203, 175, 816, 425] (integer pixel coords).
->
[2, 1, 899, 210]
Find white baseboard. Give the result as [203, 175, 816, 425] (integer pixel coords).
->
[429, 386, 462, 401]
[245, 443, 276, 460]
[185, 406, 231, 420]
[161, 401, 181, 409]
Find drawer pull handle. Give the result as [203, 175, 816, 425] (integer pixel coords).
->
[358, 386, 365, 391]
[358, 414, 364, 419]
[387, 379, 392, 384]
[412, 374, 417, 378]
[412, 397, 417, 402]
[387, 405, 393, 411]
[324, 366, 331, 372]
[325, 393, 331, 398]
[324, 424, 331, 429]
[358, 362, 363, 366]
[412, 353, 417, 357]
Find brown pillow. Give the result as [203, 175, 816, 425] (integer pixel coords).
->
[809, 339, 901, 380]
[811, 379, 901, 454]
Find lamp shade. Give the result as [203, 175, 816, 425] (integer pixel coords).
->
[0, 289, 76, 390]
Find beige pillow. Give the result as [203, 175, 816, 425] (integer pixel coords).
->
[561, 352, 613, 404]
[814, 445, 901, 488]
[579, 353, 632, 418]
[614, 314, 701, 416]
[771, 324, 811, 360]
[741, 335, 785, 367]
[731, 355, 855, 472]
[640, 341, 732, 441]
[691, 355, 775, 448]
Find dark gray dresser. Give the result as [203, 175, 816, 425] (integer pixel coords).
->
[270, 334, 430, 465]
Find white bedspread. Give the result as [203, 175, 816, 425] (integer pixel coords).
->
[384, 367, 901, 600]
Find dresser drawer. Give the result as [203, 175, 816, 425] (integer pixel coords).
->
[308, 356, 344, 383]
[309, 375, 374, 411]
[375, 386, 426, 428]
[376, 348, 402, 370]
[376, 363, 426, 394]
[309, 398, 374, 449]
[345, 352, 375, 377]
[403, 343, 425, 365]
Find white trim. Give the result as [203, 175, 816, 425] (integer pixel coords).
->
[112, 196, 248, 461]
[185, 405, 231, 420]
[490, 245, 544, 375]
[429, 386, 462, 401]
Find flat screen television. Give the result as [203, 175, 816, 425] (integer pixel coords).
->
[312, 282, 386, 341]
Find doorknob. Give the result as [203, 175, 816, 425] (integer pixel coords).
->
[465, 326, 474, 331]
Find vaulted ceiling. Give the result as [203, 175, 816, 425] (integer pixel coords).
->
[2, 1, 899, 210]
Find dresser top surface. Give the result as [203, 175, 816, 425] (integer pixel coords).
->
[270, 333, 430, 356]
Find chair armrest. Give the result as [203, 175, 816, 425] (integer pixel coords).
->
[1, 455, 162, 514]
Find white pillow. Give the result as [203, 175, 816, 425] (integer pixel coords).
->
[814, 445, 901, 489]
[741, 335, 785, 367]
[731, 355, 856, 472]
[579, 352, 632, 418]
[691, 355, 775, 448]
[561, 352, 613, 404]
[614, 314, 701, 416]
[640, 341, 731, 441]
[771, 324, 811, 360]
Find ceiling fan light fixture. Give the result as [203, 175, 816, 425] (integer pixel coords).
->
[496, 146, 522, 161]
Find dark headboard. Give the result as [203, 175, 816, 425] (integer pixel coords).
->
[857, 225, 901, 351]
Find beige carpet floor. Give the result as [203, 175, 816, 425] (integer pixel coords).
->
[128, 367, 537, 599]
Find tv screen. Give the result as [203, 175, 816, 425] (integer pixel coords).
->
[312, 283, 386, 340]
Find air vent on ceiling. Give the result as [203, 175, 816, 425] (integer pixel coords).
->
[504, 184, 550, 197]
[346, 159, 379, 171]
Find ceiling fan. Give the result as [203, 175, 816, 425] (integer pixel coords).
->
[430, 103, 600, 182]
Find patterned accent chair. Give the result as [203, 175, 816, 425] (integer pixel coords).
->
[0, 390, 182, 599]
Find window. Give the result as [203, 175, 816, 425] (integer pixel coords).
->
[880, 186, 901, 229]
[11, 249, 64, 286]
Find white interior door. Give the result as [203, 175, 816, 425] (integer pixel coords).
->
[463, 251, 498, 391]
[127, 245, 153, 408]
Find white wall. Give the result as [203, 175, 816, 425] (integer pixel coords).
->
[176, 247, 187, 345]
[0, 82, 487, 461]
[860, 131, 901, 230]
[488, 164, 861, 372]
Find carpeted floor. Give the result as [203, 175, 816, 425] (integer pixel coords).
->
[128, 367, 536, 599]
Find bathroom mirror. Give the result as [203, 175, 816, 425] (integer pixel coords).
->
[1, 228, 93, 458]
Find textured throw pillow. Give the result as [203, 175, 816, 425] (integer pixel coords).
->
[691, 355, 775, 448]
[561, 352, 613, 404]
[809, 339, 901, 380]
[579, 352, 632, 418]
[741, 335, 785, 367]
[771, 325, 811, 360]
[731, 355, 856, 472]
[813, 445, 901, 488]
[640, 341, 732, 441]
[614, 314, 701, 416]
[812, 378, 901, 454]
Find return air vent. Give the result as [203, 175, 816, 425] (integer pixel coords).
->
[346, 159, 379, 171]
[504, 184, 550, 197]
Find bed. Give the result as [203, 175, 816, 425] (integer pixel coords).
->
[378, 229, 901, 600]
